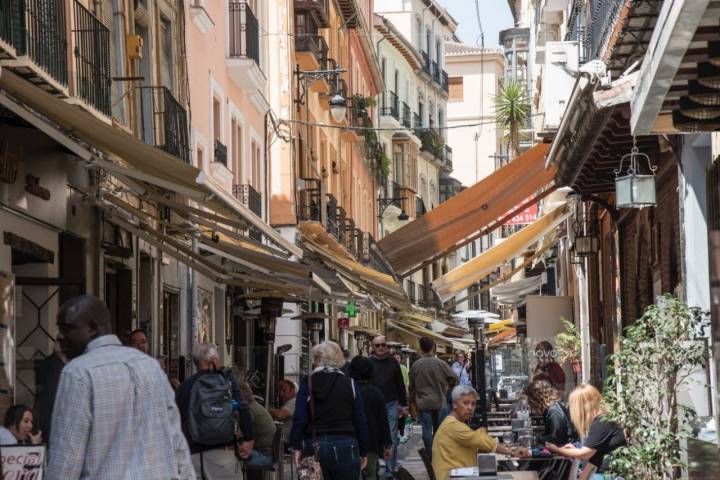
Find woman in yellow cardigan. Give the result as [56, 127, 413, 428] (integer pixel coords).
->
[432, 385, 529, 480]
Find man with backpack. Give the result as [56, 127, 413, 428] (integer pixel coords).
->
[176, 342, 254, 479]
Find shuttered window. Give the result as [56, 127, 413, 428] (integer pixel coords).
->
[449, 76, 463, 102]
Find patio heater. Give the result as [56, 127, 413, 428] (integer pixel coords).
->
[468, 317, 489, 429]
[260, 297, 284, 406]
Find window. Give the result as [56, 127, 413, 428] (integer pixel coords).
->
[231, 118, 242, 182]
[426, 27, 431, 56]
[159, 16, 174, 91]
[212, 97, 221, 142]
[449, 76, 463, 102]
[111, 0, 126, 123]
[196, 145, 205, 170]
[416, 16, 422, 50]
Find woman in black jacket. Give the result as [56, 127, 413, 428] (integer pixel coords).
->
[350, 356, 392, 480]
[291, 341, 369, 480]
[523, 380, 576, 480]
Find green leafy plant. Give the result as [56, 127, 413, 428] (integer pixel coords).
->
[554, 318, 581, 365]
[493, 80, 531, 157]
[352, 94, 376, 114]
[419, 128, 444, 159]
[378, 153, 391, 177]
[603, 295, 709, 480]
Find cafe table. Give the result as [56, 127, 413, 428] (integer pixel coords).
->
[449, 468, 539, 479]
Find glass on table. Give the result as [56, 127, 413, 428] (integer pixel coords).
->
[501, 431, 515, 446]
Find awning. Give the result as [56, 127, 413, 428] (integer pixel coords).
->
[377, 143, 556, 275]
[0, 67, 301, 258]
[490, 275, 544, 306]
[432, 204, 569, 303]
[297, 223, 408, 309]
[387, 320, 467, 352]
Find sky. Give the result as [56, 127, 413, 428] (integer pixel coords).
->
[439, 0, 514, 48]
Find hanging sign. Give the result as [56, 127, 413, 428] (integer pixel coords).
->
[345, 300, 357, 318]
[506, 197, 538, 225]
[338, 316, 350, 330]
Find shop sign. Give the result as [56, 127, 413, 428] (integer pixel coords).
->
[1, 445, 45, 479]
[345, 300, 357, 318]
[338, 316, 350, 330]
[506, 198, 538, 225]
[25, 175, 51, 201]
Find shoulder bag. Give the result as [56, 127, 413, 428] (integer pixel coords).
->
[297, 373, 324, 480]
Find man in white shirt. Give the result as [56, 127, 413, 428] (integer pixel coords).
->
[269, 379, 296, 445]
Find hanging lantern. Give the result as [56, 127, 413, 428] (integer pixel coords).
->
[614, 139, 657, 209]
[571, 205, 599, 257]
[569, 248, 584, 265]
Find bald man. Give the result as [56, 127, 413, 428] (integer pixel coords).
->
[48, 295, 195, 480]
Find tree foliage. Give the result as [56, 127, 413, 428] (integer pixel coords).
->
[603, 295, 709, 479]
[492, 80, 531, 157]
[554, 318, 581, 364]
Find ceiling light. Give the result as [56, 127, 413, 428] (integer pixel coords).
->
[678, 97, 720, 120]
[688, 80, 720, 106]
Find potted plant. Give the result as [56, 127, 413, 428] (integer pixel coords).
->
[352, 94, 376, 119]
[603, 295, 709, 479]
[554, 318, 581, 374]
[378, 152, 391, 178]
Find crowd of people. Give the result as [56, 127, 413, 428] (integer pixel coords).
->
[0, 294, 627, 480]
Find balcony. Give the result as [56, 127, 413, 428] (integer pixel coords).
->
[421, 50, 431, 76]
[233, 184, 262, 216]
[295, 34, 328, 72]
[295, 0, 330, 28]
[343, 217, 356, 255]
[413, 112, 422, 129]
[297, 177, 321, 222]
[72, 0, 111, 116]
[418, 128, 445, 162]
[136, 86, 190, 163]
[380, 91, 399, 121]
[214, 140, 228, 166]
[0, 0, 69, 95]
[443, 145, 453, 173]
[441, 70, 449, 94]
[227, 1, 264, 93]
[326, 193, 338, 237]
[335, 206, 346, 244]
[401, 102, 411, 129]
[415, 197, 426, 217]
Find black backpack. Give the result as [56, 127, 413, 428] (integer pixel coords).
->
[187, 370, 235, 446]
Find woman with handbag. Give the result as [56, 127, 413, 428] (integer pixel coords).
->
[292, 341, 369, 479]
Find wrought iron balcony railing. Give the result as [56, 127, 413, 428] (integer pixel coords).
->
[443, 145, 453, 171]
[402, 102, 411, 128]
[416, 197, 426, 217]
[431, 60, 439, 84]
[228, 0, 260, 66]
[297, 178, 321, 222]
[233, 184, 262, 217]
[421, 50, 431, 76]
[2, 0, 69, 86]
[441, 70, 449, 93]
[214, 140, 228, 166]
[136, 86, 190, 163]
[295, 34, 328, 70]
[585, 0, 625, 62]
[381, 91, 399, 121]
[335, 206, 346, 244]
[413, 112, 422, 129]
[326, 193, 338, 237]
[73, 0, 111, 115]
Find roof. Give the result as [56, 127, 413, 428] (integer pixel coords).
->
[445, 42, 503, 57]
[374, 14, 423, 71]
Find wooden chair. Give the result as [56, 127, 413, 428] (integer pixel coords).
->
[417, 447, 436, 480]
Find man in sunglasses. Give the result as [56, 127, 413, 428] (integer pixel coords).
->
[369, 335, 408, 477]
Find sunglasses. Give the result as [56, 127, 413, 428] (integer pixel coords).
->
[374, 343, 387, 347]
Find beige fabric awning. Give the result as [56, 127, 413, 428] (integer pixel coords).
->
[432, 205, 569, 303]
[0, 67, 301, 258]
[377, 143, 556, 275]
[298, 223, 408, 309]
[387, 320, 467, 352]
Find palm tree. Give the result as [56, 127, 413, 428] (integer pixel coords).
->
[493, 80, 531, 157]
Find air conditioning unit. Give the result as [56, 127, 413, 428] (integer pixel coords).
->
[541, 41, 579, 131]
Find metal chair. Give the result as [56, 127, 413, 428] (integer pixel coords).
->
[244, 427, 285, 480]
[417, 447, 436, 480]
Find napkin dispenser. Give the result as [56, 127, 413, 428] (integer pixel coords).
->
[476, 453, 497, 477]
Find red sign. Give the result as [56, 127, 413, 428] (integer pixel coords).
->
[338, 317, 350, 330]
[506, 198, 539, 225]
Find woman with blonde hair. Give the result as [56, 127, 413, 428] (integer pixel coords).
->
[545, 384, 625, 479]
[291, 341, 369, 479]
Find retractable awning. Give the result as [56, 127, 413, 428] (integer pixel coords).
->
[432, 205, 569, 303]
[377, 143, 555, 275]
[490, 275, 544, 306]
[297, 223, 408, 309]
[0, 67, 301, 258]
[387, 320, 467, 352]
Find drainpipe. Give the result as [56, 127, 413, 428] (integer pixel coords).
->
[188, 238, 197, 370]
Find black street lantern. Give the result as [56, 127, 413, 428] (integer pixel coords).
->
[571, 205, 599, 257]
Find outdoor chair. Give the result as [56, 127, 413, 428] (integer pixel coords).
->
[243, 427, 285, 480]
[417, 447, 436, 480]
